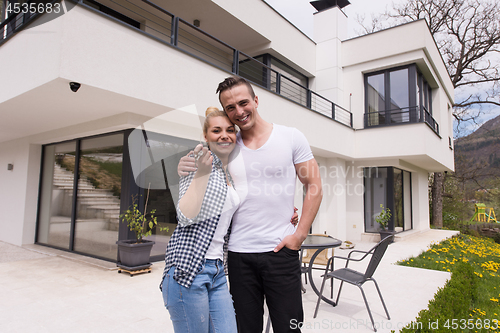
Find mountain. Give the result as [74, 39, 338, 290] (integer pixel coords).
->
[454, 114, 500, 184]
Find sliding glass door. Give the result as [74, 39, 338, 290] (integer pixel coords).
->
[37, 132, 124, 260]
[73, 134, 124, 260]
[37, 141, 78, 249]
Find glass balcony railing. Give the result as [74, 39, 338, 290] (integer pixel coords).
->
[0, 0, 353, 128]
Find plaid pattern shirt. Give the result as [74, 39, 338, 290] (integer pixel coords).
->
[162, 154, 234, 288]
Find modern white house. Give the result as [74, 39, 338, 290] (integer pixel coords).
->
[0, 0, 454, 262]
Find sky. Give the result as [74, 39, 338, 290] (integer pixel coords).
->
[264, 0, 401, 39]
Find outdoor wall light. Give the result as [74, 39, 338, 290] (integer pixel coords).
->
[193, 19, 200, 27]
[7, 164, 13, 171]
[69, 82, 81, 92]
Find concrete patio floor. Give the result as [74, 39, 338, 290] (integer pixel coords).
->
[0, 229, 459, 333]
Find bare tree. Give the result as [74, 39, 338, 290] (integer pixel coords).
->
[358, 0, 500, 227]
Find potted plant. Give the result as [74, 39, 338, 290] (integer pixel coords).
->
[116, 189, 167, 271]
[375, 204, 395, 242]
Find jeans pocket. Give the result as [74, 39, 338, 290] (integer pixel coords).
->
[281, 247, 299, 258]
[162, 273, 170, 308]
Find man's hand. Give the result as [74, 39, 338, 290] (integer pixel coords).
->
[193, 144, 212, 176]
[178, 151, 197, 177]
[274, 232, 306, 252]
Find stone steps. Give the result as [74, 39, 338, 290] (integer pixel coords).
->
[53, 163, 121, 231]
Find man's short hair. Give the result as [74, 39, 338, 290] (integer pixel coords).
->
[216, 76, 256, 100]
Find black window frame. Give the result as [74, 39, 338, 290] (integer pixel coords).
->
[364, 64, 436, 133]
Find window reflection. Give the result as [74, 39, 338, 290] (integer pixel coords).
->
[390, 69, 409, 123]
[393, 169, 403, 230]
[364, 167, 388, 233]
[38, 142, 77, 249]
[367, 74, 385, 126]
[74, 134, 124, 260]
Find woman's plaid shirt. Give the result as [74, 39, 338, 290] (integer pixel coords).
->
[161, 153, 234, 288]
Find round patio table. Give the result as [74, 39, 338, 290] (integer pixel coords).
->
[301, 235, 342, 306]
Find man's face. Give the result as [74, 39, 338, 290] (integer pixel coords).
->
[220, 84, 259, 132]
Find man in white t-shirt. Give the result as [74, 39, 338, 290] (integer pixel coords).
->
[180, 77, 322, 332]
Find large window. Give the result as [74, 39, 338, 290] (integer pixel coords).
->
[364, 64, 438, 134]
[36, 130, 196, 262]
[364, 167, 412, 233]
[37, 133, 125, 260]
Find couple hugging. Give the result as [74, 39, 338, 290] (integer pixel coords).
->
[161, 76, 322, 333]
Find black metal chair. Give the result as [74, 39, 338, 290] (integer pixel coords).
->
[313, 235, 393, 332]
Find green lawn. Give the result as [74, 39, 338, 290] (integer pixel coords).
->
[396, 234, 500, 332]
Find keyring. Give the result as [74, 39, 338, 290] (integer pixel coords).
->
[195, 150, 204, 162]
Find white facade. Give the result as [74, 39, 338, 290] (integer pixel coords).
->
[0, 0, 453, 257]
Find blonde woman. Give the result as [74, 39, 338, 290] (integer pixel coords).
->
[161, 107, 238, 332]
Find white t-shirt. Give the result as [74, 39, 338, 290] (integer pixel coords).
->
[227, 124, 313, 252]
[205, 185, 240, 259]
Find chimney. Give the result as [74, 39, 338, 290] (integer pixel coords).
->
[311, 0, 350, 105]
[310, 0, 350, 12]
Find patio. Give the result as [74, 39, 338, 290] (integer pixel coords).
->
[0, 229, 458, 333]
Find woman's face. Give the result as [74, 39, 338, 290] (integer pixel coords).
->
[204, 116, 236, 158]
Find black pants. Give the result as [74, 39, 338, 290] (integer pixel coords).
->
[228, 248, 303, 333]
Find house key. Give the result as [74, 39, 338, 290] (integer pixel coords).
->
[195, 149, 204, 162]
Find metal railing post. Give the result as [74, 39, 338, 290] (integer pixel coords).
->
[232, 50, 239, 74]
[331, 103, 336, 120]
[306, 90, 312, 109]
[275, 72, 281, 94]
[171, 16, 178, 46]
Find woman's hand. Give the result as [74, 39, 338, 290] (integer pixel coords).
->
[193, 144, 212, 177]
[178, 144, 212, 220]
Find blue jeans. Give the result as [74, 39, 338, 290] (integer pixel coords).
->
[162, 259, 237, 333]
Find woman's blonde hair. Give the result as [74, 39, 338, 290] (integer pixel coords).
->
[202, 106, 236, 135]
